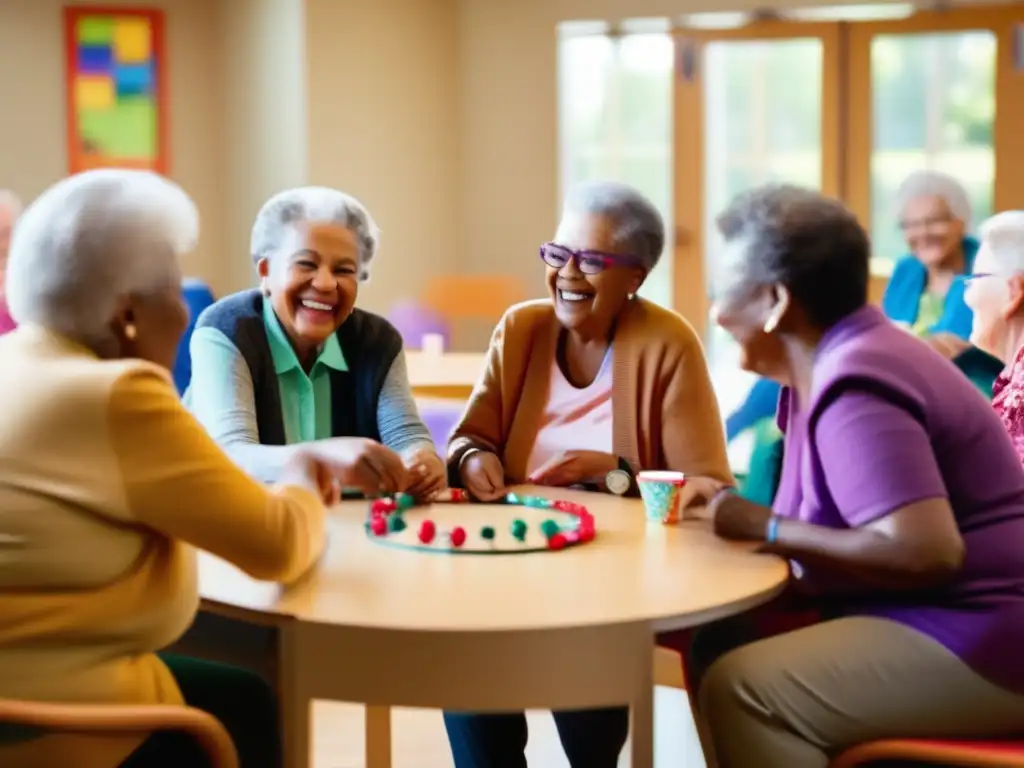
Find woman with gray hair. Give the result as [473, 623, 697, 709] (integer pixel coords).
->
[965, 210, 1024, 462]
[187, 186, 443, 499]
[443, 181, 732, 768]
[0, 170, 388, 768]
[882, 168, 981, 357]
[689, 183, 1024, 767]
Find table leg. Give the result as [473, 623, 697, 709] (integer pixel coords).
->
[279, 623, 311, 768]
[365, 705, 392, 768]
[630, 668, 655, 768]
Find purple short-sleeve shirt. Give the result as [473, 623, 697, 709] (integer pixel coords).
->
[774, 306, 1024, 695]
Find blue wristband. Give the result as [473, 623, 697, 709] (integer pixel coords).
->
[765, 514, 781, 544]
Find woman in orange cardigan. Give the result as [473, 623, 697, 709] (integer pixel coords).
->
[443, 181, 733, 768]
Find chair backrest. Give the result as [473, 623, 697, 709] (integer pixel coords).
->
[0, 699, 238, 768]
[421, 275, 529, 323]
[174, 279, 216, 395]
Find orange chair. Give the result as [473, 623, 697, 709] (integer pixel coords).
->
[830, 738, 1024, 767]
[0, 699, 239, 768]
[421, 274, 529, 324]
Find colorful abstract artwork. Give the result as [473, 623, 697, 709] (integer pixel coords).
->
[63, 8, 167, 174]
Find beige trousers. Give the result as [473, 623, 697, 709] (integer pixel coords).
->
[698, 616, 1024, 768]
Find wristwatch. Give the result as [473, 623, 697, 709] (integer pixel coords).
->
[605, 457, 635, 496]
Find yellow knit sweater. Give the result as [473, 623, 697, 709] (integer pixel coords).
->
[0, 326, 325, 767]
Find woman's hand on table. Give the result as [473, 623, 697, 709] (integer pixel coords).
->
[460, 450, 507, 502]
[309, 437, 409, 497]
[402, 446, 447, 500]
[527, 450, 618, 487]
[708, 489, 774, 542]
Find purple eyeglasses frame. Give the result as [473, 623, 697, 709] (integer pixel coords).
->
[539, 242, 647, 274]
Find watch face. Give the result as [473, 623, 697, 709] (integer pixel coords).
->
[605, 469, 631, 495]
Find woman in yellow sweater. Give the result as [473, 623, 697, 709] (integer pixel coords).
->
[0, 170, 408, 768]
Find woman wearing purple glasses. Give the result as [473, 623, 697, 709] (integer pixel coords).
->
[443, 181, 733, 768]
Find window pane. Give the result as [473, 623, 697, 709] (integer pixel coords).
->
[870, 31, 996, 266]
[703, 39, 823, 416]
[557, 31, 674, 307]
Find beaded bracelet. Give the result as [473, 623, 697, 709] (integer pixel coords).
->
[365, 489, 597, 552]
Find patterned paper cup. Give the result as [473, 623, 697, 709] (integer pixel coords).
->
[637, 471, 693, 524]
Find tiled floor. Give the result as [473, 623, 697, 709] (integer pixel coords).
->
[312, 687, 706, 767]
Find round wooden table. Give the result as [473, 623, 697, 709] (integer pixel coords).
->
[174, 487, 788, 768]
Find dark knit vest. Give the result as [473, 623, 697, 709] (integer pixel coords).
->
[193, 289, 402, 445]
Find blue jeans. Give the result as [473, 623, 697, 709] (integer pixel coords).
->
[443, 707, 629, 768]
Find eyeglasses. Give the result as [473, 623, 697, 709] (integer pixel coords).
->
[897, 214, 953, 233]
[539, 242, 645, 275]
[963, 272, 995, 285]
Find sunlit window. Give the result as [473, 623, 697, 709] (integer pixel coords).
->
[557, 24, 674, 308]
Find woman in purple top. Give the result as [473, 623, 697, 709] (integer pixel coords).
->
[694, 184, 1024, 768]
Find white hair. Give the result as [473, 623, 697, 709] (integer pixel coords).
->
[5, 169, 197, 345]
[0, 189, 22, 217]
[979, 211, 1024, 273]
[894, 169, 973, 227]
[250, 186, 379, 281]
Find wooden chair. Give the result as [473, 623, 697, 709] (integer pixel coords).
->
[830, 738, 1024, 767]
[0, 699, 239, 768]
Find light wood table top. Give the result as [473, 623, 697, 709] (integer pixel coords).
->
[200, 486, 787, 633]
[193, 487, 786, 768]
[404, 350, 485, 398]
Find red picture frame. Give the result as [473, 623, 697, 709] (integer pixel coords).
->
[63, 6, 169, 175]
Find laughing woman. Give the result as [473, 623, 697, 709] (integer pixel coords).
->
[443, 181, 733, 768]
[187, 187, 442, 497]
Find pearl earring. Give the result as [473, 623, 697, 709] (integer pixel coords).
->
[124, 324, 137, 340]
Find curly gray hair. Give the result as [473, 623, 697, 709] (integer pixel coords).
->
[562, 181, 666, 271]
[716, 183, 870, 328]
[5, 170, 195, 346]
[250, 186, 379, 281]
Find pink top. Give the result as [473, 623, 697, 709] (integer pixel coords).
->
[0, 298, 15, 336]
[993, 344, 1024, 466]
[525, 350, 613, 476]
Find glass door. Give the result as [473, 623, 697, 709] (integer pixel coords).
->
[673, 24, 840, 418]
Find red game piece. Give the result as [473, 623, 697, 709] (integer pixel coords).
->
[418, 520, 436, 544]
[547, 532, 568, 551]
[553, 500, 583, 514]
[370, 516, 387, 536]
[450, 526, 467, 547]
[371, 498, 396, 516]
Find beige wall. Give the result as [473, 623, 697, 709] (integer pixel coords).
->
[219, 0, 308, 293]
[0, 0, 226, 288]
[0, 0, 996, 316]
[306, 0, 459, 312]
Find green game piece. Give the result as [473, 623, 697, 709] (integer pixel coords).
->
[539, 519, 561, 539]
[480, 525, 496, 541]
[505, 492, 520, 504]
[388, 515, 407, 533]
[395, 493, 415, 511]
[510, 519, 528, 542]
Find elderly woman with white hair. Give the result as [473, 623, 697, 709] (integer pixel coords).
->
[186, 186, 443, 498]
[965, 210, 1024, 462]
[0, 170, 396, 767]
[443, 181, 732, 768]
